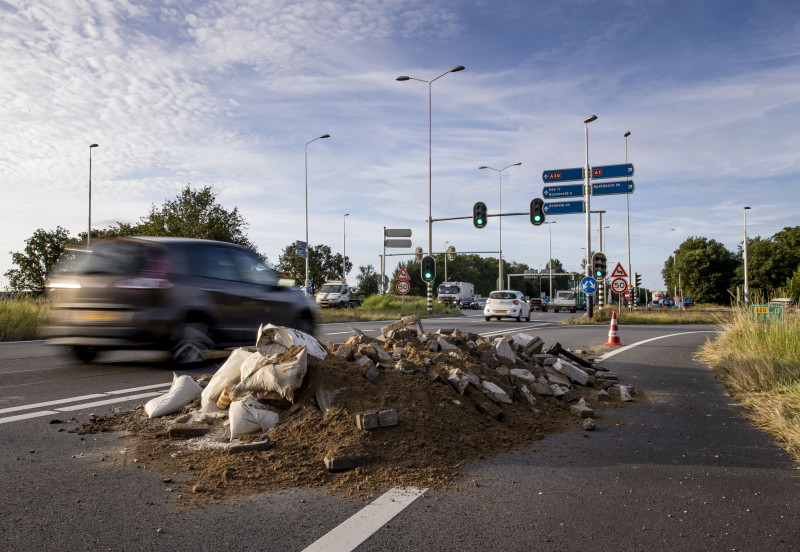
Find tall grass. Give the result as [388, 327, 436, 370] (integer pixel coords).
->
[563, 305, 730, 325]
[0, 299, 50, 342]
[315, 295, 460, 323]
[698, 306, 800, 461]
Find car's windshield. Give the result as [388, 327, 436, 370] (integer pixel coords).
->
[557, 291, 576, 299]
[489, 292, 517, 300]
[439, 285, 459, 294]
[320, 284, 343, 293]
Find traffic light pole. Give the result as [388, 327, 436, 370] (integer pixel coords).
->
[584, 117, 595, 319]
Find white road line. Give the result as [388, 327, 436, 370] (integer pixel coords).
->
[105, 382, 173, 395]
[55, 391, 164, 411]
[302, 487, 427, 552]
[597, 330, 718, 361]
[0, 410, 61, 424]
[0, 394, 107, 414]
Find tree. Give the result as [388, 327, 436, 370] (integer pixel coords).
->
[4, 227, 76, 294]
[354, 265, 380, 296]
[276, 243, 351, 293]
[663, 237, 737, 304]
[137, 185, 258, 252]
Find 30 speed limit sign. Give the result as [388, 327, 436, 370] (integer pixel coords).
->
[396, 280, 410, 295]
[611, 278, 627, 294]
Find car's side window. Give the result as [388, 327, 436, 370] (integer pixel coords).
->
[228, 249, 279, 286]
[187, 245, 239, 281]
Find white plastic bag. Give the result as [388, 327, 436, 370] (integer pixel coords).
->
[144, 373, 203, 418]
[229, 396, 280, 440]
[256, 324, 327, 360]
[235, 346, 307, 402]
[200, 348, 252, 411]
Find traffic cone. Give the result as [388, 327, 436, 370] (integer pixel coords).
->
[605, 310, 622, 346]
[216, 388, 232, 410]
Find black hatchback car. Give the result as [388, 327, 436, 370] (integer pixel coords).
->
[528, 297, 548, 312]
[41, 237, 315, 364]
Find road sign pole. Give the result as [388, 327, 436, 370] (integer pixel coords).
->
[585, 116, 595, 318]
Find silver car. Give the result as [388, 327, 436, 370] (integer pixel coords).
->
[41, 237, 315, 364]
[483, 290, 531, 321]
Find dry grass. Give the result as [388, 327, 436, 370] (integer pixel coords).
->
[0, 298, 50, 341]
[563, 305, 730, 325]
[697, 306, 800, 462]
[315, 294, 462, 323]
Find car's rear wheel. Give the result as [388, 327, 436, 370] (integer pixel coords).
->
[170, 320, 213, 366]
[294, 313, 315, 335]
[484, 316, 490, 321]
[526, 311, 531, 321]
[73, 346, 97, 363]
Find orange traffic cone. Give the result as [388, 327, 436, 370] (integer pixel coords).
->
[605, 310, 622, 346]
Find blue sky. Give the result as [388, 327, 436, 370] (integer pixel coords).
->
[2, 0, 799, 292]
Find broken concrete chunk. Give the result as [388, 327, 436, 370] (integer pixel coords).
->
[583, 418, 596, 431]
[510, 368, 537, 383]
[619, 385, 634, 402]
[363, 364, 380, 381]
[428, 339, 440, 352]
[355, 355, 372, 367]
[395, 361, 415, 375]
[550, 384, 566, 397]
[495, 365, 510, 376]
[480, 381, 513, 404]
[545, 369, 571, 387]
[378, 409, 398, 427]
[476, 401, 504, 421]
[324, 456, 370, 472]
[533, 382, 554, 396]
[228, 438, 271, 453]
[553, 359, 589, 386]
[570, 398, 594, 418]
[492, 337, 520, 362]
[438, 337, 458, 351]
[559, 389, 580, 403]
[530, 354, 557, 366]
[513, 333, 545, 357]
[595, 389, 611, 402]
[335, 345, 354, 361]
[355, 412, 379, 430]
[519, 385, 536, 405]
[447, 368, 478, 395]
[167, 424, 211, 439]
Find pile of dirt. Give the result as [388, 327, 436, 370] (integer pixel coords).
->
[76, 317, 635, 505]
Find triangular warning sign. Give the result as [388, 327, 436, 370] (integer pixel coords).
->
[397, 267, 411, 281]
[610, 262, 627, 278]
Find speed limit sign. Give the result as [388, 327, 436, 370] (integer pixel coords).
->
[611, 278, 627, 294]
[396, 280, 410, 295]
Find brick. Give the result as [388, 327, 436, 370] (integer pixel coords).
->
[324, 456, 370, 472]
[596, 389, 611, 402]
[570, 403, 594, 419]
[559, 390, 580, 403]
[533, 382, 554, 396]
[480, 381, 513, 404]
[168, 424, 210, 439]
[378, 409, 398, 427]
[335, 345, 354, 361]
[355, 412, 379, 430]
[228, 438, 271, 453]
[553, 359, 589, 386]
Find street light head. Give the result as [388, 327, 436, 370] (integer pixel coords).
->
[396, 76, 410, 81]
[319, 134, 330, 139]
[344, 213, 349, 216]
[744, 206, 751, 210]
[90, 144, 99, 148]
[478, 166, 488, 170]
[584, 115, 598, 124]
[450, 66, 465, 73]
[624, 131, 631, 137]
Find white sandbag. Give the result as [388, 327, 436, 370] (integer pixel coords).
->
[256, 324, 327, 360]
[235, 346, 307, 402]
[229, 396, 280, 440]
[144, 373, 203, 418]
[200, 348, 251, 411]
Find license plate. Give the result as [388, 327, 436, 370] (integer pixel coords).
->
[496, 310, 507, 314]
[71, 310, 122, 322]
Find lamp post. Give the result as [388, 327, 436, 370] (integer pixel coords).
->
[88, 143, 99, 250]
[743, 206, 751, 306]
[342, 213, 349, 280]
[304, 134, 330, 295]
[545, 221, 556, 302]
[584, 115, 597, 317]
[603, 225, 610, 252]
[478, 162, 522, 289]
[624, 131, 633, 309]
[397, 65, 464, 312]
[444, 240, 449, 282]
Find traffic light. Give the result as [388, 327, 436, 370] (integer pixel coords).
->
[591, 252, 607, 279]
[421, 255, 436, 283]
[635, 272, 642, 287]
[472, 202, 487, 228]
[530, 198, 545, 226]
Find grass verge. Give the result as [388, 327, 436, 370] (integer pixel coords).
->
[0, 299, 50, 342]
[697, 306, 800, 462]
[315, 295, 462, 323]
[562, 306, 731, 325]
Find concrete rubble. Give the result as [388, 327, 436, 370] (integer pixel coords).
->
[122, 314, 635, 475]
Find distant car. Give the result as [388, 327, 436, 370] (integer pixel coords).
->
[471, 297, 487, 310]
[528, 297, 548, 312]
[484, 290, 531, 322]
[460, 298, 474, 309]
[41, 237, 316, 364]
[769, 298, 795, 311]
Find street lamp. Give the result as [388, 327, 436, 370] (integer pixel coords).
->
[624, 131, 633, 307]
[603, 225, 610, 252]
[342, 213, 349, 280]
[744, 206, 751, 306]
[397, 65, 465, 311]
[88, 143, 99, 250]
[304, 134, 330, 295]
[545, 221, 556, 302]
[444, 240, 449, 282]
[478, 162, 522, 289]
[584, 115, 597, 317]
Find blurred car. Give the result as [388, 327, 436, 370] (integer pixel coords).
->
[483, 290, 531, 321]
[41, 237, 316, 364]
[470, 297, 487, 310]
[528, 297, 548, 312]
[768, 298, 795, 311]
[459, 298, 474, 309]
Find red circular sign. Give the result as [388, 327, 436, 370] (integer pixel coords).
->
[625, 290, 631, 300]
[611, 278, 627, 294]
[396, 280, 410, 295]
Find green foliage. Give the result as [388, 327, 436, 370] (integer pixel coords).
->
[136, 185, 257, 251]
[275, 243, 351, 293]
[663, 236, 737, 304]
[735, 226, 800, 298]
[4, 227, 76, 294]
[0, 298, 50, 341]
[354, 264, 380, 296]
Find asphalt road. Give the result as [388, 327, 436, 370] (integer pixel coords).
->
[2, 310, 799, 551]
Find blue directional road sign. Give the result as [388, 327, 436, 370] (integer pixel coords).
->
[580, 277, 598, 295]
[296, 248, 308, 258]
[543, 184, 584, 199]
[591, 180, 635, 196]
[542, 167, 584, 183]
[542, 200, 585, 215]
[590, 163, 634, 180]
[295, 240, 308, 249]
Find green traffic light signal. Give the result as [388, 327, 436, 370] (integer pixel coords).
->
[473, 202, 487, 229]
